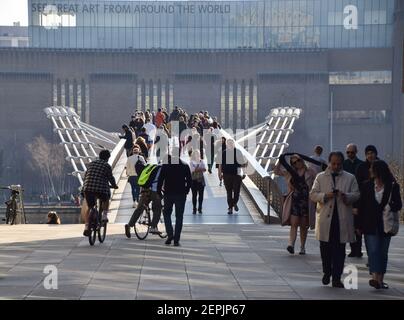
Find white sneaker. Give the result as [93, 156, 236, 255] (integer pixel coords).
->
[133, 202, 138, 208]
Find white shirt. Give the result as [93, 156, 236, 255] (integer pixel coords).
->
[143, 122, 157, 142]
[189, 160, 206, 173]
[126, 154, 146, 177]
[375, 185, 384, 204]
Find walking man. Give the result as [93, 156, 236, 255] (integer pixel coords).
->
[217, 139, 246, 215]
[157, 147, 192, 247]
[343, 143, 364, 258]
[310, 151, 360, 288]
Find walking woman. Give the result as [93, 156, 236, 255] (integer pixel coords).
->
[135, 136, 149, 160]
[274, 153, 319, 255]
[189, 150, 207, 214]
[358, 160, 402, 289]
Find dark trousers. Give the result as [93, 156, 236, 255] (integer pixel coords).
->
[320, 241, 346, 281]
[349, 232, 363, 255]
[128, 190, 162, 228]
[223, 173, 242, 208]
[191, 181, 205, 210]
[163, 194, 186, 243]
[320, 204, 346, 281]
[128, 176, 140, 202]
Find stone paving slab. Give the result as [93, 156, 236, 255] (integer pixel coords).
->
[1, 223, 404, 300]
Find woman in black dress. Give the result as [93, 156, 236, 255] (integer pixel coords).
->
[274, 153, 323, 255]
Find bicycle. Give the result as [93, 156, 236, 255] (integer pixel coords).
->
[134, 202, 168, 240]
[1, 185, 23, 225]
[87, 198, 108, 246]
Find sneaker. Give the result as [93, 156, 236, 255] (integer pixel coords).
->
[322, 274, 331, 285]
[234, 204, 239, 212]
[198, 208, 202, 214]
[165, 237, 173, 245]
[208, 169, 212, 174]
[102, 212, 108, 222]
[192, 208, 197, 215]
[150, 227, 162, 235]
[227, 208, 233, 215]
[287, 245, 295, 254]
[381, 282, 389, 289]
[124, 224, 131, 238]
[133, 202, 137, 208]
[299, 248, 306, 255]
[174, 242, 181, 247]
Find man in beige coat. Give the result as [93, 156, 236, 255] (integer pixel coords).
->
[310, 151, 360, 288]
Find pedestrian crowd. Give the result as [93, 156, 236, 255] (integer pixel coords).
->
[275, 144, 402, 290]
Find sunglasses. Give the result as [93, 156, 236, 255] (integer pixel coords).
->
[291, 159, 302, 165]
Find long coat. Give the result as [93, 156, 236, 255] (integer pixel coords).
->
[309, 168, 360, 243]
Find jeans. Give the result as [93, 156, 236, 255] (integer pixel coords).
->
[128, 190, 162, 228]
[163, 194, 186, 243]
[223, 174, 242, 208]
[365, 232, 391, 274]
[128, 176, 140, 202]
[191, 181, 205, 210]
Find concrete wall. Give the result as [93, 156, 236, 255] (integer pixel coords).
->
[0, 47, 399, 193]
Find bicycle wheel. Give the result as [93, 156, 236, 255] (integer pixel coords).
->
[134, 208, 150, 240]
[98, 220, 107, 243]
[88, 208, 97, 246]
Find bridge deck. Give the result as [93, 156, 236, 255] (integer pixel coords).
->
[110, 153, 254, 225]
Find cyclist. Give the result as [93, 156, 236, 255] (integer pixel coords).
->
[82, 150, 118, 237]
[125, 163, 163, 238]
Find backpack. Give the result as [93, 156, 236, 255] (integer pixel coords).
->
[137, 164, 159, 188]
[135, 157, 146, 176]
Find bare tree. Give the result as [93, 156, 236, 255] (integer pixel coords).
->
[27, 136, 67, 199]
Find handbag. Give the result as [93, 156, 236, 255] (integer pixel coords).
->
[383, 183, 400, 236]
[281, 191, 293, 226]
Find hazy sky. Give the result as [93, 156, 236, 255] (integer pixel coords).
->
[0, 0, 28, 26]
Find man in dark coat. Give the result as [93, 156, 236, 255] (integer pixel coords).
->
[343, 143, 364, 258]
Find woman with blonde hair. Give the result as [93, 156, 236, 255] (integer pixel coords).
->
[189, 149, 207, 214]
[274, 153, 324, 255]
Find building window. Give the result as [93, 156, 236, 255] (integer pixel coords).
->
[330, 110, 390, 124]
[329, 71, 392, 85]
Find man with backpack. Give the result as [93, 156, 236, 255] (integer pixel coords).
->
[125, 163, 163, 237]
[126, 146, 146, 208]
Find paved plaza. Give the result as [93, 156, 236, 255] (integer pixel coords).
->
[1, 220, 404, 300]
[1, 169, 404, 300]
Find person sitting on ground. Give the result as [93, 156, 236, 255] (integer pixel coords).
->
[47, 211, 61, 224]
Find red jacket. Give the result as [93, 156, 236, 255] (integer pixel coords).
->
[155, 112, 165, 128]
